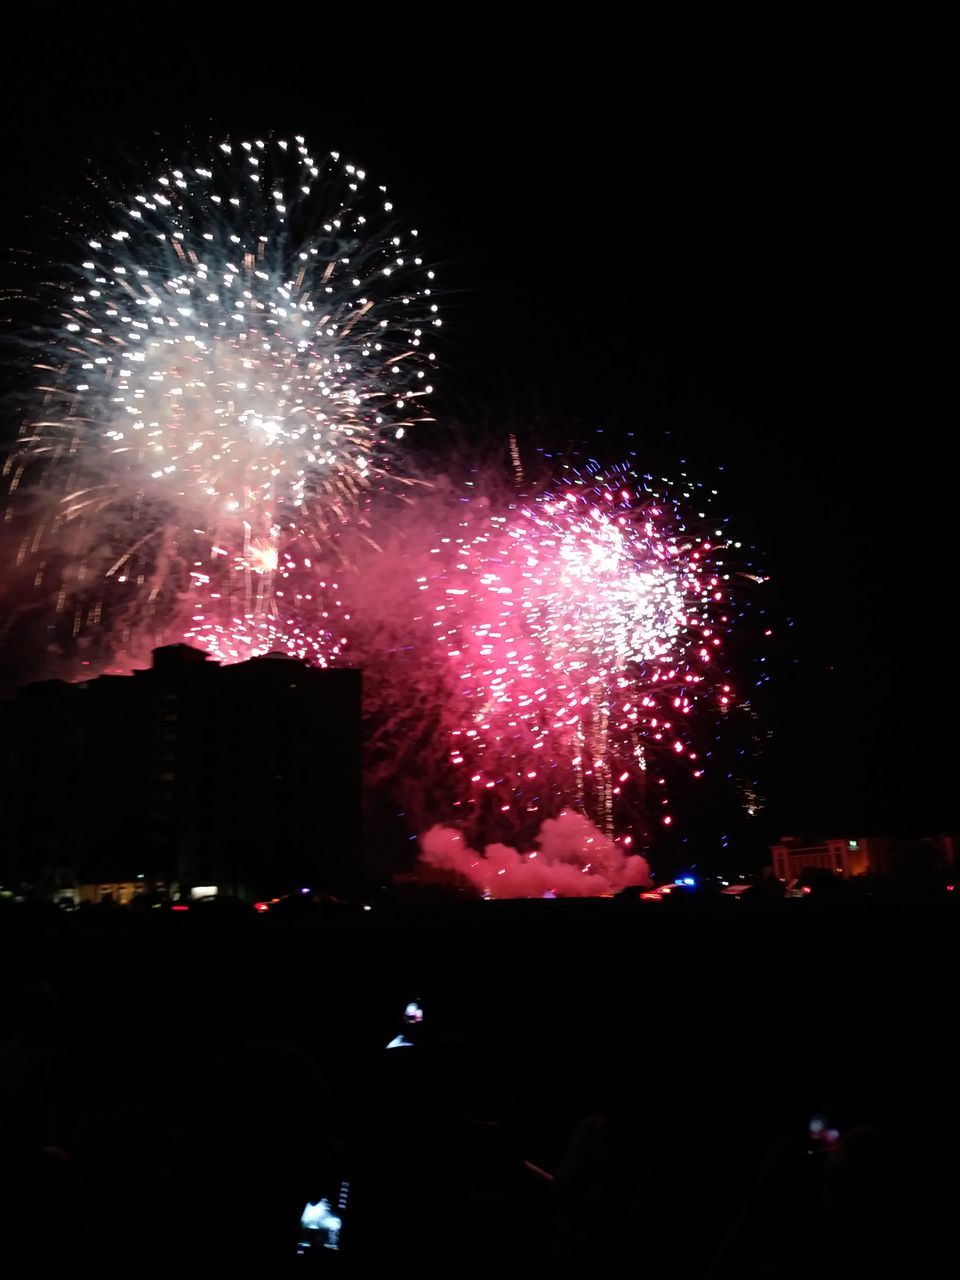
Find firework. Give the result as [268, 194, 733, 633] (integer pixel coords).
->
[2, 136, 438, 666]
[418, 461, 737, 843]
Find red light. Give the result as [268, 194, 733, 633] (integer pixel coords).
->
[254, 901, 270, 913]
[171, 904, 189, 912]
[802, 886, 812, 895]
[663, 815, 673, 826]
[947, 884, 955, 893]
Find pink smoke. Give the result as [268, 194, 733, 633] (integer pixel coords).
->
[419, 808, 652, 898]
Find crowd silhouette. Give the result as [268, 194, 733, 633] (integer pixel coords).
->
[2, 896, 959, 1277]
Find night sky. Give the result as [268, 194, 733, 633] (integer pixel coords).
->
[1, 19, 952, 844]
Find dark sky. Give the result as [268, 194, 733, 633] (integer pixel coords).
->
[1, 17, 953, 841]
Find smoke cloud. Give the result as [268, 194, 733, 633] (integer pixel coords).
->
[419, 808, 651, 898]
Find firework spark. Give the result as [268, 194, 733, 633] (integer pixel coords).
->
[2, 136, 438, 666]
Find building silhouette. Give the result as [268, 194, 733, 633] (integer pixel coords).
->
[0, 645, 361, 900]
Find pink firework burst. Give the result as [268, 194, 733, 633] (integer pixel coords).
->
[421, 463, 735, 845]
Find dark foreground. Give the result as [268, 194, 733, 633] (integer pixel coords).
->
[3, 896, 958, 1277]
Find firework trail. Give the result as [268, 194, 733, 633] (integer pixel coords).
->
[1, 136, 438, 668]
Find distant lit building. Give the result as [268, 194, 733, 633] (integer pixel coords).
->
[57, 880, 146, 908]
[0, 645, 361, 900]
[771, 834, 956, 881]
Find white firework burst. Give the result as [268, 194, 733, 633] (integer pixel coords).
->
[3, 135, 439, 665]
